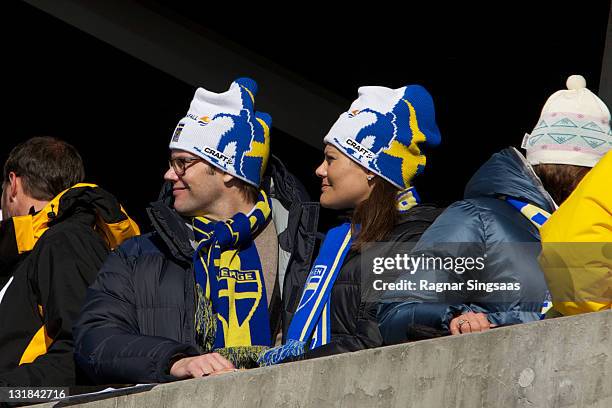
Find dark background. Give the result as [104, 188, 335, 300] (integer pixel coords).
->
[2, 1, 610, 229]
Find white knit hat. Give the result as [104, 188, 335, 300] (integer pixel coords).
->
[169, 78, 271, 187]
[323, 85, 441, 189]
[522, 75, 612, 167]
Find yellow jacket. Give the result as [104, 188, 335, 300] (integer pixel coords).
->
[539, 151, 612, 316]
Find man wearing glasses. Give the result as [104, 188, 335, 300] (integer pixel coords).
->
[74, 78, 318, 384]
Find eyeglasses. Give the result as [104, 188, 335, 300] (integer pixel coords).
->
[168, 157, 204, 176]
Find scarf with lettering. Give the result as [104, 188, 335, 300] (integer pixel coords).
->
[192, 190, 272, 368]
[258, 187, 421, 366]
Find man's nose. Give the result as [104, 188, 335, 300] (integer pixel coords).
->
[164, 166, 178, 182]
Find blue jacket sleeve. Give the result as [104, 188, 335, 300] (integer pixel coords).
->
[377, 200, 486, 344]
[378, 302, 460, 344]
[73, 244, 199, 385]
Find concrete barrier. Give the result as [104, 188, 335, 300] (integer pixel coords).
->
[38, 310, 611, 408]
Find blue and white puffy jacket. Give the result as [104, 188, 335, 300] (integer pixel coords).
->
[377, 147, 554, 344]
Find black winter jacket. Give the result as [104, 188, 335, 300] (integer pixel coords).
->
[74, 157, 320, 384]
[281, 204, 442, 360]
[0, 186, 135, 387]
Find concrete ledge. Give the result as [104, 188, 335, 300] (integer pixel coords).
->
[39, 310, 611, 408]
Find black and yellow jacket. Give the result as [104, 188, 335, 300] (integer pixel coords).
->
[0, 184, 139, 386]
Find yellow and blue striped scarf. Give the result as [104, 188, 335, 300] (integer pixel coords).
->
[192, 190, 273, 367]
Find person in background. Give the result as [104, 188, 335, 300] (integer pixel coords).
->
[539, 146, 612, 317]
[0, 136, 139, 387]
[378, 75, 611, 343]
[259, 83, 442, 365]
[74, 78, 318, 383]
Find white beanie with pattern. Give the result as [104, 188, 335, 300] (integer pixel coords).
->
[523, 75, 611, 167]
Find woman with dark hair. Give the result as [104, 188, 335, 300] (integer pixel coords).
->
[259, 84, 443, 365]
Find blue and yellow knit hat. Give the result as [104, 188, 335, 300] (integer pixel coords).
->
[323, 85, 441, 189]
[169, 78, 271, 187]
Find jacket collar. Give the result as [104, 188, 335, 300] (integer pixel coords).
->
[1, 183, 139, 271]
[464, 147, 556, 212]
[147, 201, 194, 263]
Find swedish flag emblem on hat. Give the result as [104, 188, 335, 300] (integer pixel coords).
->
[169, 77, 271, 187]
[324, 84, 441, 189]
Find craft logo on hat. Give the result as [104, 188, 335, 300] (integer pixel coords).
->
[324, 85, 441, 189]
[169, 77, 272, 187]
[346, 138, 375, 160]
[194, 146, 234, 165]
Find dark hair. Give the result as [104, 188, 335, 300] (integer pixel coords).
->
[351, 177, 399, 252]
[208, 165, 259, 204]
[3, 136, 85, 201]
[532, 164, 590, 205]
[237, 181, 259, 204]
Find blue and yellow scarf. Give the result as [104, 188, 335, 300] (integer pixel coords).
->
[193, 190, 273, 367]
[504, 196, 553, 317]
[258, 223, 353, 366]
[258, 187, 421, 366]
